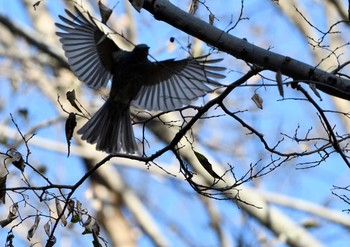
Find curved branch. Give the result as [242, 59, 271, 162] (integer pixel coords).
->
[296, 84, 350, 168]
[139, 93, 324, 247]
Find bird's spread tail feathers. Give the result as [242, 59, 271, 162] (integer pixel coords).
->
[77, 100, 136, 154]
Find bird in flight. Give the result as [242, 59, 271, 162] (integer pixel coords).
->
[55, 4, 225, 154]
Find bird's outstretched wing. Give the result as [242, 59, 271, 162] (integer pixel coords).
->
[55, 7, 120, 88]
[132, 56, 226, 111]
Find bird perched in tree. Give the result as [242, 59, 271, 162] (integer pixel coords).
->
[55, 5, 225, 154]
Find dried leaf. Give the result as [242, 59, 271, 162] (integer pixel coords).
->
[55, 198, 67, 226]
[98, 1, 113, 24]
[67, 200, 75, 216]
[71, 214, 80, 223]
[44, 221, 51, 236]
[130, 0, 144, 12]
[70, 204, 81, 223]
[27, 215, 40, 240]
[36, 165, 47, 175]
[7, 149, 25, 172]
[0, 175, 7, 204]
[12, 158, 24, 172]
[251, 93, 263, 109]
[276, 70, 284, 97]
[82, 215, 100, 235]
[10, 203, 18, 215]
[44, 221, 57, 246]
[76, 200, 82, 222]
[209, 13, 215, 25]
[66, 89, 76, 101]
[0, 203, 18, 227]
[189, 0, 199, 15]
[65, 113, 77, 157]
[194, 150, 224, 182]
[18, 108, 29, 120]
[67, 199, 79, 222]
[82, 215, 92, 228]
[302, 219, 320, 228]
[0, 216, 13, 228]
[66, 90, 82, 113]
[33, 1, 42, 10]
[309, 83, 322, 101]
[82, 219, 93, 234]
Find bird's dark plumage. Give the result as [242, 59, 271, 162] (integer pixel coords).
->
[55, 5, 225, 154]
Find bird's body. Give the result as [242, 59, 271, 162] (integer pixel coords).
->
[110, 45, 150, 105]
[56, 6, 225, 154]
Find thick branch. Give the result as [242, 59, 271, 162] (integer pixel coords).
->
[143, 0, 350, 100]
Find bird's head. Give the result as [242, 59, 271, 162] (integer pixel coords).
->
[133, 44, 150, 59]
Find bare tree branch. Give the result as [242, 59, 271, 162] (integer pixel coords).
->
[143, 0, 350, 99]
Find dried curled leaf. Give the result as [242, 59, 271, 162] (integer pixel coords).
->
[276, 70, 284, 97]
[82, 215, 100, 235]
[7, 149, 25, 172]
[189, 0, 199, 15]
[130, 0, 144, 12]
[302, 219, 320, 228]
[33, 0, 42, 10]
[194, 150, 224, 182]
[209, 13, 215, 25]
[67, 199, 75, 217]
[67, 199, 80, 223]
[18, 108, 28, 120]
[251, 93, 263, 109]
[98, 0, 113, 24]
[27, 215, 40, 240]
[76, 200, 83, 222]
[66, 89, 82, 113]
[55, 198, 67, 226]
[65, 113, 77, 157]
[44, 221, 51, 236]
[0, 203, 18, 227]
[0, 175, 7, 204]
[309, 83, 322, 101]
[43, 220, 57, 246]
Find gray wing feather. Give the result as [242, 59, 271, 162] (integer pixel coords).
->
[55, 8, 113, 89]
[132, 56, 225, 111]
